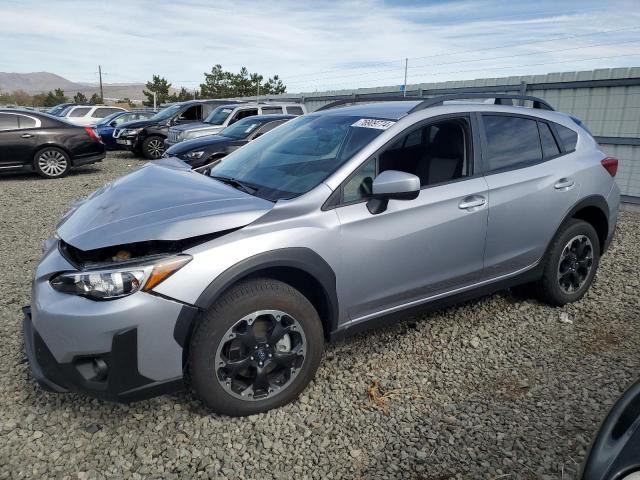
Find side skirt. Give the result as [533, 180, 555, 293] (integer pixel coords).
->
[329, 263, 543, 342]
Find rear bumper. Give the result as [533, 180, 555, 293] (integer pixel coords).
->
[603, 182, 621, 253]
[22, 305, 186, 402]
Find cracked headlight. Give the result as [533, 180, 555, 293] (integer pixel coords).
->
[122, 128, 143, 136]
[184, 150, 205, 160]
[50, 255, 191, 300]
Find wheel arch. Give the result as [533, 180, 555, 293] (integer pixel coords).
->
[175, 248, 340, 365]
[563, 195, 610, 254]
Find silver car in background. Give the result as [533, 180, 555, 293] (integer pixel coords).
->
[165, 102, 306, 147]
[24, 94, 620, 416]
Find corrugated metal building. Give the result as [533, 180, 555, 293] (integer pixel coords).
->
[246, 67, 640, 202]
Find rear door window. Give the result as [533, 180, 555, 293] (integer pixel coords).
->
[554, 123, 578, 152]
[538, 122, 560, 159]
[69, 107, 91, 118]
[481, 115, 542, 172]
[17, 115, 38, 129]
[0, 113, 19, 130]
[92, 108, 121, 118]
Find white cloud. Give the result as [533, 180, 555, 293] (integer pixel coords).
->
[0, 0, 638, 93]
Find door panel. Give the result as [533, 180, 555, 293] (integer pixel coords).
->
[483, 156, 580, 277]
[0, 113, 30, 167]
[336, 176, 489, 321]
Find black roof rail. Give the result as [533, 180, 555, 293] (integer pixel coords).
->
[315, 93, 554, 112]
[408, 93, 554, 112]
[315, 95, 415, 111]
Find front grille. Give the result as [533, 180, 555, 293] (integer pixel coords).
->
[168, 130, 181, 143]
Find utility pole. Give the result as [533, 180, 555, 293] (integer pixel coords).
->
[403, 58, 408, 98]
[256, 80, 260, 103]
[153, 91, 157, 110]
[98, 65, 104, 102]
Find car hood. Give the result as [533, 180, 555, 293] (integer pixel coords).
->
[57, 158, 273, 251]
[118, 118, 161, 129]
[166, 135, 236, 155]
[170, 122, 212, 133]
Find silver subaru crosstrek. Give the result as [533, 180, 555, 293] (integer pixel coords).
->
[24, 94, 620, 416]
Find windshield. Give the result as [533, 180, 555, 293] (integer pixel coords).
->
[49, 104, 68, 116]
[97, 112, 123, 126]
[220, 117, 269, 139]
[209, 114, 388, 201]
[151, 104, 182, 121]
[204, 106, 234, 125]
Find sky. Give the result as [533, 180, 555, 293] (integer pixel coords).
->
[1, 0, 640, 93]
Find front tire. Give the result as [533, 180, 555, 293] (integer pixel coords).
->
[534, 219, 600, 306]
[188, 278, 324, 416]
[142, 135, 165, 159]
[34, 147, 71, 179]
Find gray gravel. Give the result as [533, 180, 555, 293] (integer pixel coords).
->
[1, 152, 639, 479]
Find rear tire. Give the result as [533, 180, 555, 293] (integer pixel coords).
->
[33, 147, 71, 179]
[188, 278, 324, 416]
[532, 219, 600, 306]
[142, 135, 165, 159]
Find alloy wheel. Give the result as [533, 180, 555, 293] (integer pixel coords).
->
[147, 139, 164, 158]
[215, 309, 307, 401]
[557, 235, 594, 294]
[37, 150, 68, 177]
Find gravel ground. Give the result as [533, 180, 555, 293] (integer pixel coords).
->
[1, 151, 639, 480]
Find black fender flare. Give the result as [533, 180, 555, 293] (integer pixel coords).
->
[555, 194, 611, 252]
[174, 248, 340, 349]
[563, 194, 609, 223]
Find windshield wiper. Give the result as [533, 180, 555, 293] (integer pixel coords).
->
[210, 175, 257, 195]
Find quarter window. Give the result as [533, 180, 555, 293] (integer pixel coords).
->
[261, 107, 283, 114]
[555, 124, 578, 152]
[343, 158, 376, 203]
[0, 113, 19, 130]
[538, 122, 560, 159]
[482, 115, 542, 172]
[69, 107, 91, 118]
[286, 106, 304, 115]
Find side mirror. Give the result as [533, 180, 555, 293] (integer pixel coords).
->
[367, 170, 420, 214]
[109, 121, 117, 127]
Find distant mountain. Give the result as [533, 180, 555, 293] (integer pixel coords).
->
[0, 72, 151, 101]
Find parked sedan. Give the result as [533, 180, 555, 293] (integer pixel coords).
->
[95, 110, 156, 150]
[0, 109, 105, 178]
[164, 114, 294, 168]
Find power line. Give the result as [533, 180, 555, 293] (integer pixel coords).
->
[286, 38, 640, 87]
[283, 25, 640, 81]
[293, 52, 640, 92]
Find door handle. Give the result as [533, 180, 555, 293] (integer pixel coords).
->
[458, 196, 486, 210]
[554, 178, 575, 190]
[21, 134, 33, 138]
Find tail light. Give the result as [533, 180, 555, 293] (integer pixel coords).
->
[601, 156, 618, 177]
[84, 127, 102, 142]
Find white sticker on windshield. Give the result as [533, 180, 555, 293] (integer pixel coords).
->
[351, 118, 396, 130]
[222, 109, 232, 113]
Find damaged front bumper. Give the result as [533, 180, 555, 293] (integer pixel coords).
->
[23, 243, 200, 403]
